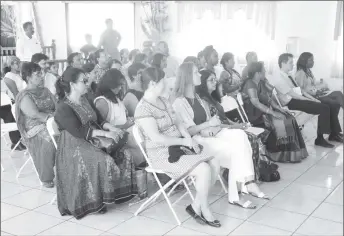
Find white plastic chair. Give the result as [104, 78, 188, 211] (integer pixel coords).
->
[46, 117, 60, 204]
[235, 93, 265, 136]
[132, 125, 197, 225]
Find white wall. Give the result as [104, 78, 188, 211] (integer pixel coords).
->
[273, 1, 338, 79]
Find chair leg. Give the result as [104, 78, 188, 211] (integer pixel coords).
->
[10, 138, 22, 155]
[15, 156, 32, 179]
[183, 179, 194, 200]
[50, 194, 57, 205]
[218, 174, 228, 194]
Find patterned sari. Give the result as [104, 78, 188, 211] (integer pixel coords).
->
[15, 88, 56, 182]
[241, 80, 308, 163]
[55, 98, 137, 219]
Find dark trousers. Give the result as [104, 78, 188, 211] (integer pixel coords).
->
[287, 98, 341, 135]
[320, 91, 343, 109]
[0, 105, 21, 144]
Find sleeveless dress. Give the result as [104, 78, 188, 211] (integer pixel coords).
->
[134, 97, 214, 180]
[94, 96, 127, 126]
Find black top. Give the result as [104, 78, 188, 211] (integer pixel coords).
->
[127, 89, 144, 101]
[186, 97, 207, 125]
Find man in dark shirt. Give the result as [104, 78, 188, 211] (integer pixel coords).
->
[98, 19, 122, 61]
[80, 34, 97, 60]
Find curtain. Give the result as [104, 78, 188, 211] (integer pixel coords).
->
[173, 1, 277, 74]
[331, 1, 343, 78]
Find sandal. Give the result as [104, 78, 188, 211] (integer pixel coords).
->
[229, 200, 257, 209]
[243, 180, 270, 200]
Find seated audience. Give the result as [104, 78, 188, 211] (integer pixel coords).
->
[67, 52, 84, 70]
[94, 69, 145, 166]
[174, 63, 268, 209]
[4, 56, 26, 99]
[202, 46, 219, 75]
[219, 52, 243, 97]
[274, 53, 338, 147]
[295, 53, 343, 141]
[183, 56, 201, 72]
[133, 53, 148, 66]
[155, 41, 179, 77]
[241, 62, 308, 163]
[134, 64, 221, 227]
[120, 48, 129, 65]
[54, 67, 137, 219]
[123, 63, 147, 117]
[242, 52, 258, 80]
[89, 49, 111, 85]
[197, 50, 207, 71]
[151, 53, 167, 70]
[15, 62, 56, 188]
[44, 61, 59, 95]
[80, 34, 97, 60]
[110, 59, 122, 70]
[142, 47, 154, 65]
[31, 53, 49, 74]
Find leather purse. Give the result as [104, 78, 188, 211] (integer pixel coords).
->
[168, 144, 203, 163]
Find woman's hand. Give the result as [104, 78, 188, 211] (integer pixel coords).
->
[107, 126, 125, 138]
[106, 131, 121, 142]
[126, 117, 135, 127]
[230, 123, 248, 130]
[208, 115, 222, 127]
[271, 111, 284, 120]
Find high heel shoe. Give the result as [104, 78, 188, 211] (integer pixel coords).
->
[185, 205, 206, 225]
[201, 213, 221, 228]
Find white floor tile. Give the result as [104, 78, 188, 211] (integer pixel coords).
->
[1, 181, 31, 200]
[211, 195, 263, 220]
[325, 182, 343, 205]
[1, 211, 64, 236]
[69, 207, 133, 231]
[141, 201, 191, 224]
[34, 203, 73, 220]
[0, 231, 13, 236]
[2, 188, 55, 210]
[229, 221, 292, 235]
[317, 151, 343, 167]
[280, 182, 333, 202]
[108, 215, 175, 235]
[182, 213, 243, 236]
[38, 221, 103, 235]
[1, 203, 28, 222]
[277, 166, 303, 182]
[248, 206, 307, 232]
[167, 189, 223, 207]
[165, 226, 210, 236]
[266, 192, 321, 215]
[296, 217, 343, 236]
[311, 202, 343, 223]
[296, 165, 343, 189]
[258, 180, 292, 198]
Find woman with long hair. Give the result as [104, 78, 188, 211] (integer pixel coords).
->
[295, 52, 343, 143]
[135, 65, 221, 227]
[241, 62, 308, 163]
[54, 67, 138, 219]
[177, 65, 269, 207]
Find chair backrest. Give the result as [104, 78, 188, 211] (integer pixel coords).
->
[221, 95, 239, 112]
[236, 93, 250, 124]
[1, 92, 12, 107]
[46, 117, 60, 148]
[132, 125, 154, 169]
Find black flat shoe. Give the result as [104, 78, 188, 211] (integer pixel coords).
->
[186, 205, 206, 225]
[315, 138, 334, 148]
[329, 134, 344, 143]
[201, 213, 221, 228]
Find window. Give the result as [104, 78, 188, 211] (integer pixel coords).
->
[68, 2, 134, 52]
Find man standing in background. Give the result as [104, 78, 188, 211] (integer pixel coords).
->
[98, 19, 121, 61]
[80, 34, 97, 60]
[16, 22, 42, 62]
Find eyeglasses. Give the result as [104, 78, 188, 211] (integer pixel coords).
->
[207, 78, 217, 83]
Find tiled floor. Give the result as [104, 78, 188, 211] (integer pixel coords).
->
[1, 115, 343, 236]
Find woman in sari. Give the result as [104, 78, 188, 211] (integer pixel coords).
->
[241, 62, 308, 163]
[54, 67, 137, 219]
[219, 52, 244, 97]
[295, 52, 343, 143]
[135, 65, 221, 227]
[15, 62, 56, 188]
[173, 63, 269, 209]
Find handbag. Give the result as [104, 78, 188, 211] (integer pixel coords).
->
[168, 144, 203, 163]
[89, 121, 129, 163]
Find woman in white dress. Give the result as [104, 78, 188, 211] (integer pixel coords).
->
[173, 62, 269, 209]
